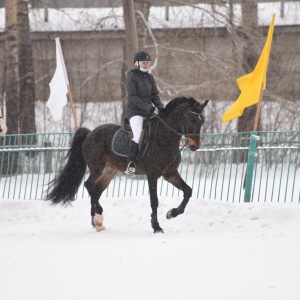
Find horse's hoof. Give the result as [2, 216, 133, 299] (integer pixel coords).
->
[94, 225, 106, 232]
[93, 214, 105, 232]
[154, 228, 164, 234]
[166, 208, 177, 219]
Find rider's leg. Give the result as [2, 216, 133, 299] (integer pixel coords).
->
[126, 140, 139, 174]
[125, 115, 143, 174]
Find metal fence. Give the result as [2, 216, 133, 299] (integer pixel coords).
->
[0, 130, 299, 203]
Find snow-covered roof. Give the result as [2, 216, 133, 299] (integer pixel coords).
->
[0, 2, 299, 32]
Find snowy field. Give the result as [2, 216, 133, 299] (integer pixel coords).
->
[1, 194, 300, 300]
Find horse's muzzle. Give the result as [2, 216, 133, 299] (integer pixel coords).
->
[189, 145, 198, 151]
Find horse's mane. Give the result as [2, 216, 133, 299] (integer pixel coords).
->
[163, 97, 200, 116]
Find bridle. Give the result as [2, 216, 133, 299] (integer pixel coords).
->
[182, 111, 204, 137]
[155, 110, 204, 137]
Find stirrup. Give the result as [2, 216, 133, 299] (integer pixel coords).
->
[125, 161, 136, 175]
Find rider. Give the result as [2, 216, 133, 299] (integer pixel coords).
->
[125, 50, 165, 175]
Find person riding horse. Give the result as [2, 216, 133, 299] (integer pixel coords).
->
[46, 96, 209, 233]
[125, 50, 166, 175]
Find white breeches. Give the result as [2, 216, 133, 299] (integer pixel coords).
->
[130, 115, 145, 144]
[0, 118, 7, 135]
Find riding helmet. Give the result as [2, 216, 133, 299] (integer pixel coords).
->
[133, 51, 151, 63]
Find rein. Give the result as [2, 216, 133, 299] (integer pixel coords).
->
[154, 115, 182, 136]
[154, 111, 203, 137]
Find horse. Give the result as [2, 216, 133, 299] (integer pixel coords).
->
[46, 96, 209, 233]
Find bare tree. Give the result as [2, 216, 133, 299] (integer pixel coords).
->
[123, 0, 138, 72]
[237, 0, 260, 133]
[135, 0, 151, 49]
[122, 0, 139, 119]
[4, 0, 19, 134]
[4, 0, 36, 134]
[17, 0, 36, 134]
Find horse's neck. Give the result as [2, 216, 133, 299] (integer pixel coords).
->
[155, 115, 183, 148]
[165, 111, 185, 135]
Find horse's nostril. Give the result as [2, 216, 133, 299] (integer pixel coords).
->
[189, 145, 198, 151]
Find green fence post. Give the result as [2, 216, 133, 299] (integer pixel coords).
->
[244, 132, 259, 202]
[44, 141, 52, 173]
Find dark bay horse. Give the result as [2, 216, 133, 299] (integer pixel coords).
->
[46, 97, 209, 233]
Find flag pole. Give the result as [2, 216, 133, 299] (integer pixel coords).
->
[253, 82, 264, 131]
[243, 82, 264, 190]
[67, 85, 79, 129]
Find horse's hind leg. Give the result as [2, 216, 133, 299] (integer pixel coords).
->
[84, 165, 117, 231]
[163, 169, 192, 219]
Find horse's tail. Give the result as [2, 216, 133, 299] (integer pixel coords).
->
[46, 127, 91, 205]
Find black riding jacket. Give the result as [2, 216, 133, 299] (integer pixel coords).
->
[126, 68, 164, 119]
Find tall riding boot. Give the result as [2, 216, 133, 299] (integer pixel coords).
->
[125, 141, 139, 175]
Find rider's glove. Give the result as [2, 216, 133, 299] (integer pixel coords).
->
[150, 106, 155, 114]
[158, 106, 168, 114]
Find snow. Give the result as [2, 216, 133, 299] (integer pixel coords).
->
[1, 194, 300, 300]
[1, 2, 300, 32]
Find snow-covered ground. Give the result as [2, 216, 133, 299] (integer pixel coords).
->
[1, 195, 300, 300]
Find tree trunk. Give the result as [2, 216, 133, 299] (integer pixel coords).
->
[5, 0, 19, 134]
[238, 0, 260, 133]
[135, 0, 151, 49]
[122, 0, 139, 120]
[17, 0, 36, 134]
[122, 0, 138, 72]
[4, 0, 36, 135]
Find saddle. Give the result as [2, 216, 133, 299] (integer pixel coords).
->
[111, 117, 155, 158]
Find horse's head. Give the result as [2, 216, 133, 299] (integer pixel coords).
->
[162, 97, 209, 151]
[184, 99, 209, 151]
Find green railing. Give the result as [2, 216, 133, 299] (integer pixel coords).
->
[0, 131, 299, 203]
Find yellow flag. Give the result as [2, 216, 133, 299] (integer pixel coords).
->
[222, 14, 276, 123]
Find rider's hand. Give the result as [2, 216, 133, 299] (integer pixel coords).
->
[150, 106, 155, 114]
[158, 106, 168, 114]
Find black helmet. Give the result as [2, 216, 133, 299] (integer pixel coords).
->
[133, 51, 151, 63]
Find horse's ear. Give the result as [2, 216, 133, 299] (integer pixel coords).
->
[201, 100, 209, 109]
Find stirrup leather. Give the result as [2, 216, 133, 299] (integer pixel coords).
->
[125, 161, 136, 175]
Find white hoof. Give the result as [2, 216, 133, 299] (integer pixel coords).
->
[94, 213, 105, 232]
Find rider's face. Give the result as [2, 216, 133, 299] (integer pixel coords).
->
[139, 61, 150, 67]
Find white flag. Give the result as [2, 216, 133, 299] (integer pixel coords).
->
[47, 38, 69, 121]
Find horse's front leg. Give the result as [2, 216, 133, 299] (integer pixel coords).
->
[147, 175, 164, 233]
[163, 170, 192, 219]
